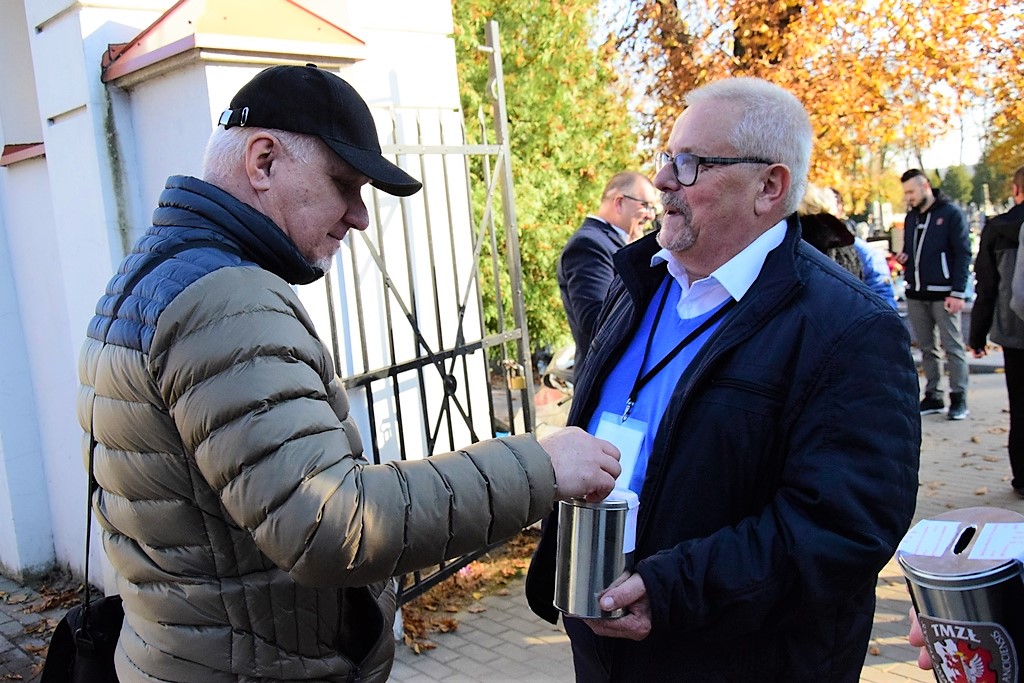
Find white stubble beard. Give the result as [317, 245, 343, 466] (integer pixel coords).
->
[656, 192, 697, 253]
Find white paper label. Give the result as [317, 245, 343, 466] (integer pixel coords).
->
[898, 520, 961, 557]
[607, 488, 639, 555]
[967, 523, 1024, 561]
[624, 500, 638, 554]
[594, 412, 646, 492]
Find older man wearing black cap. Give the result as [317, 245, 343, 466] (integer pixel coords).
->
[78, 65, 620, 682]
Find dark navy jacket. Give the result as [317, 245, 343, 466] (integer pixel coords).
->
[527, 216, 921, 681]
[901, 191, 971, 301]
[558, 216, 627, 371]
[970, 201, 1024, 351]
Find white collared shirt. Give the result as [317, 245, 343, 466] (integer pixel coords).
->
[651, 219, 787, 319]
[587, 214, 630, 243]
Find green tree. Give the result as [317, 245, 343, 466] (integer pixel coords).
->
[971, 161, 997, 207]
[452, 1, 641, 356]
[940, 165, 972, 205]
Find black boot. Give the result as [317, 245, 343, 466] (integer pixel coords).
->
[919, 392, 944, 415]
[948, 392, 968, 420]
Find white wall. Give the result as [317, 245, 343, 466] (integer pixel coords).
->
[121, 65, 215, 236]
[8, 2, 172, 584]
[0, 0, 51, 580]
[0, 156, 57, 578]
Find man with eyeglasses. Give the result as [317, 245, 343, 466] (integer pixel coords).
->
[558, 171, 658, 372]
[527, 77, 920, 681]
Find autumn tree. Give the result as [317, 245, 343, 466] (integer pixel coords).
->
[968, 95, 1024, 212]
[453, 1, 642, 355]
[614, 0, 1024, 218]
[983, 100, 1024, 185]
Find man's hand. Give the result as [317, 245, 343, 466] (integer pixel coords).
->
[908, 607, 932, 670]
[584, 572, 651, 641]
[969, 345, 987, 359]
[538, 427, 620, 502]
[944, 296, 965, 314]
[895, 252, 909, 265]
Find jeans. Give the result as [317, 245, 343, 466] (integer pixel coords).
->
[906, 299, 968, 396]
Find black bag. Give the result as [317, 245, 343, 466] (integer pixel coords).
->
[41, 421, 122, 681]
[41, 595, 123, 682]
[40, 243, 235, 681]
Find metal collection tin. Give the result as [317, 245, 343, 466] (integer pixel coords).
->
[554, 491, 639, 619]
[898, 506, 1024, 683]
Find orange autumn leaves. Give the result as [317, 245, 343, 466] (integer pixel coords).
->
[616, 0, 1024, 210]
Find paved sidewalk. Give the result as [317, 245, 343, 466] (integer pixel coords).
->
[2, 354, 1020, 682]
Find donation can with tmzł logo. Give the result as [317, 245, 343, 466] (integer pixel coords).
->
[898, 507, 1024, 683]
[554, 489, 639, 619]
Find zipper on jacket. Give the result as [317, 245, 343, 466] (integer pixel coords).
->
[710, 377, 784, 401]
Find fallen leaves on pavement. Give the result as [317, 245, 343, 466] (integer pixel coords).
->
[401, 528, 539, 654]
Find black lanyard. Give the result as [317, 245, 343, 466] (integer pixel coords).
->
[622, 277, 736, 421]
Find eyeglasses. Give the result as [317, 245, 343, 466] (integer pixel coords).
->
[656, 151, 773, 187]
[621, 194, 657, 212]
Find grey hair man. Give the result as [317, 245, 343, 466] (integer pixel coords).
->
[527, 77, 920, 682]
[79, 64, 620, 683]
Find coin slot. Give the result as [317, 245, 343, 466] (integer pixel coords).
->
[952, 525, 976, 554]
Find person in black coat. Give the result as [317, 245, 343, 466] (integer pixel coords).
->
[896, 169, 972, 419]
[558, 172, 657, 372]
[971, 165, 1024, 495]
[527, 77, 919, 682]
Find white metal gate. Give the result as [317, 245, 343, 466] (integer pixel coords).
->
[307, 22, 534, 603]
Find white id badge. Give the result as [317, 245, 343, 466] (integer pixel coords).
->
[594, 411, 647, 492]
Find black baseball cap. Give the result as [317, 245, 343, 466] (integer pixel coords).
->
[219, 64, 422, 197]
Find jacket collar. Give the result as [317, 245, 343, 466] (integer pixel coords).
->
[583, 215, 628, 247]
[573, 215, 804, 426]
[614, 213, 805, 320]
[157, 175, 324, 285]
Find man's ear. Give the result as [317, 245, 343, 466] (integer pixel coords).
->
[754, 164, 791, 216]
[245, 133, 278, 191]
[612, 194, 625, 216]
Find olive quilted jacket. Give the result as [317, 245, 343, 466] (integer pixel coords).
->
[79, 176, 556, 682]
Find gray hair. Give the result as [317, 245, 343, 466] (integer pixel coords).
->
[201, 126, 326, 184]
[685, 77, 812, 215]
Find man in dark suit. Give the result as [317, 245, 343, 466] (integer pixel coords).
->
[559, 172, 657, 372]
